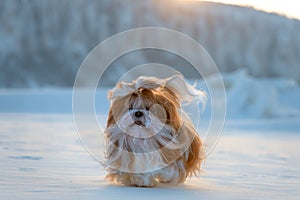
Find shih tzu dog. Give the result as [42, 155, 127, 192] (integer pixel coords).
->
[104, 74, 207, 187]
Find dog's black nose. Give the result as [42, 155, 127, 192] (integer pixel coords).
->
[134, 111, 143, 118]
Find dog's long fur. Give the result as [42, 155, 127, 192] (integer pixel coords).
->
[104, 75, 206, 187]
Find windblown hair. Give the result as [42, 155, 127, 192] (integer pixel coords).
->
[104, 74, 206, 187]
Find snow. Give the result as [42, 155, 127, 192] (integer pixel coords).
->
[0, 73, 300, 199]
[201, 69, 300, 119]
[1, 114, 299, 200]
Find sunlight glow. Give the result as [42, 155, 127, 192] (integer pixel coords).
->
[185, 0, 300, 20]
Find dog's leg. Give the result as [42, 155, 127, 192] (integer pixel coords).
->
[157, 162, 185, 184]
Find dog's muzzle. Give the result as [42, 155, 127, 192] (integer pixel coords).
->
[129, 109, 148, 126]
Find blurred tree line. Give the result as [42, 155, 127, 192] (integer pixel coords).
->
[0, 0, 299, 87]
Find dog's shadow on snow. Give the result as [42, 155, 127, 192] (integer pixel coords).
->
[95, 179, 217, 198]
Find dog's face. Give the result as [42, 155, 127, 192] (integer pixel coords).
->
[107, 85, 181, 139]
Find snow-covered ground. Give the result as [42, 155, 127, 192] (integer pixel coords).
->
[0, 73, 300, 199]
[1, 113, 299, 200]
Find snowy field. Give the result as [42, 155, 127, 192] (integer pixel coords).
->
[1, 74, 300, 199]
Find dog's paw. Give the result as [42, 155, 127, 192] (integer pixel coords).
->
[159, 180, 172, 184]
[126, 174, 158, 187]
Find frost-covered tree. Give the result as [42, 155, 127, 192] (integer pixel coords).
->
[0, 0, 299, 87]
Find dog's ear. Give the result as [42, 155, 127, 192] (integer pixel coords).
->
[177, 119, 205, 181]
[185, 133, 204, 177]
[165, 74, 207, 109]
[107, 82, 136, 100]
[107, 83, 122, 100]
